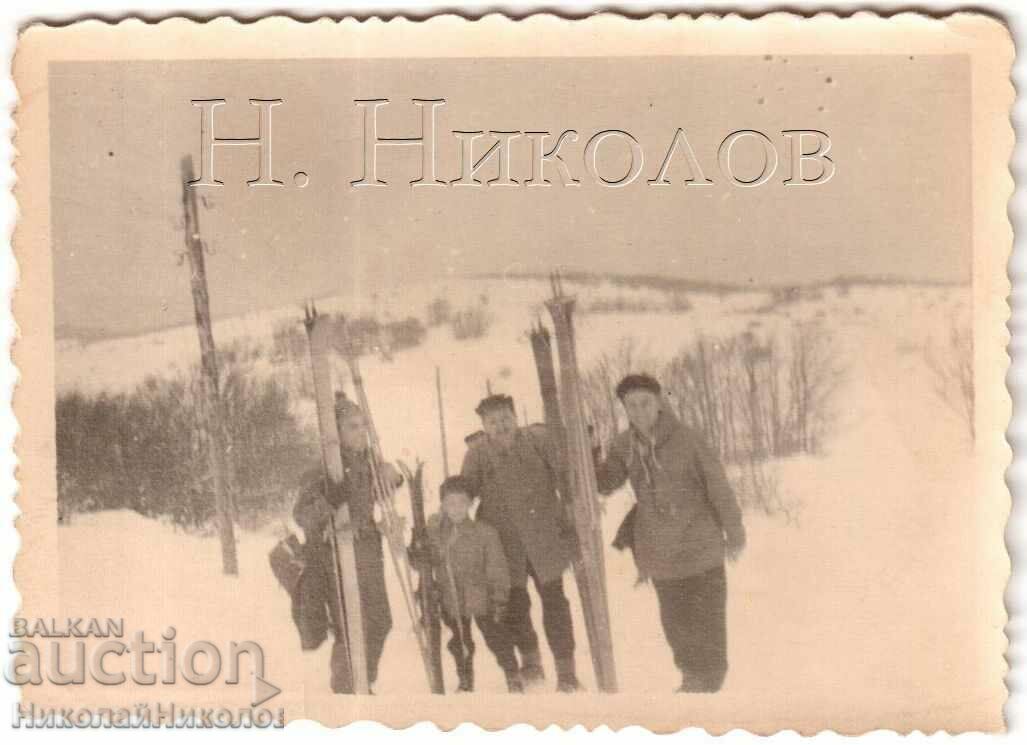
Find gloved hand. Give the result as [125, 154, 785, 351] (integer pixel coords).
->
[306, 496, 334, 530]
[726, 524, 747, 562]
[380, 462, 404, 489]
[408, 535, 430, 566]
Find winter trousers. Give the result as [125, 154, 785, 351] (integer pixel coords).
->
[442, 611, 519, 678]
[506, 562, 575, 662]
[652, 564, 728, 692]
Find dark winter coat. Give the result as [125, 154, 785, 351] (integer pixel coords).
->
[427, 514, 510, 618]
[292, 449, 393, 653]
[595, 411, 744, 581]
[460, 425, 573, 587]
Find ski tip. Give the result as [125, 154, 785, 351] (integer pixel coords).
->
[396, 459, 412, 480]
[548, 268, 569, 299]
[302, 300, 319, 327]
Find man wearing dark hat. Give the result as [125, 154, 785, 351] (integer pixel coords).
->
[594, 373, 746, 693]
[460, 393, 581, 692]
[293, 392, 401, 694]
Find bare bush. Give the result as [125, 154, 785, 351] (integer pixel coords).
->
[667, 293, 693, 313]
[580, 338, 660, 455]
[787, 321, 842, 454]
[219, 366, 318, 528]
[754, 285, 824, 314]
[924, 319, 974, 441]
[222, 338, 266, 366]
[661, 323, 840, 462]
[586, 297, 659, 314]
[583, 324, 841, 520]
[583, 293, 693, 315]
[271, 319, 315, 399]
[384, 316, 428, 352]
[331, 314, 385, 356]
[271, 319, 306, 364]
[57, 359, 316, 530]
[451, 297, 494, 340]
[662, 336, 737, 459]
[426, 296, 452, 327]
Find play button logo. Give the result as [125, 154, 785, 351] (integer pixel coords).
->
[251, 672, 282, 707]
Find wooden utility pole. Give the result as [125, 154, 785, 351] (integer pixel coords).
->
[180, 155, 238, 576]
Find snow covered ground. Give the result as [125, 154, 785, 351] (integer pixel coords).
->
[41, 276, 1002, 731]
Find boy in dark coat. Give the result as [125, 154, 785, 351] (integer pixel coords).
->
[293, 394, 401, 694]
[460, 393, 581, 692]
[594, 374, 746, 693]
[427, 475, 523, 693]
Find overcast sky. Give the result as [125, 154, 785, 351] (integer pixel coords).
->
[49, 55, 971, 337]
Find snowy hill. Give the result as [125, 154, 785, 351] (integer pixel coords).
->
[46, 275, 993, 729]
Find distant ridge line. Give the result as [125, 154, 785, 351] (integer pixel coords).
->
[470, 270, 968, 294]
[56, 271, 968, 343]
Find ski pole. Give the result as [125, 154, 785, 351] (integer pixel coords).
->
[436, 367, 450, 479]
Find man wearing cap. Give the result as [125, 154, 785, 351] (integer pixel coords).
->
[460, 393, 581, 692]
[594, 373, 746, 693]
[293, 393, 401, 694]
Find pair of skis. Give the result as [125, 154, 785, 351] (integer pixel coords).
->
[533, 274, 619, 693]
[303, 304, 442, 694]
[303, 305, 370, 693]
[401, 459, 445, 694]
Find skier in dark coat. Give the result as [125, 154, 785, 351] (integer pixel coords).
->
[594, 374, 746, 693]
[460, 393, 581, 692]
[293, 394, 401, 694]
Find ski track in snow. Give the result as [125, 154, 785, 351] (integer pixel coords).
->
[50, 278, 990, 724]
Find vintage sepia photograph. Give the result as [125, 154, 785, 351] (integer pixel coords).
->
[8, 13, 1013, 734]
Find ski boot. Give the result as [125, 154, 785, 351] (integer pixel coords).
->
[505, 669, 525, 694]
[675, 670, 713, 693]
[555, 657, 582, 693]
[519, 649, 546, 689]
[456, 657, 474, 693]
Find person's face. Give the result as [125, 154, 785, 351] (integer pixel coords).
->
[442, 492, 472, 523]
[623, 390, 661, 436]
[338, 412, 368, 451]
[481, 407, 518, 447]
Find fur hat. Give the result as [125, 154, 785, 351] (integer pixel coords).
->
[439, 475, 473, 500]
[615, 373, 662, 400]
[475, 393, 515, 417]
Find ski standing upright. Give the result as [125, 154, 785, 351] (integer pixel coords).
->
[337, 317, 438, 692]
[543, 274, 619, 693]
[400, 457, 446, 694]
[302, 303, 369, 695]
